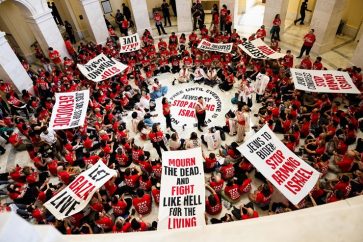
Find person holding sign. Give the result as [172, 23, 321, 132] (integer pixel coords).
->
[195, 96, 207, 132]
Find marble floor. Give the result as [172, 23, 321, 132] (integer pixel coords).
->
[0, 2, 361, 227]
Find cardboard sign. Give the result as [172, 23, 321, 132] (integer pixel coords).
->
[197, 39, 233, 53]
[77, 53, 127, 82]
[119, 33, 141, 53]
[238, 125, 320, 205]
[44, 160, 117, 220]
[158, 148, 206, 230]
[290, 69, 360, 94]
[239, 39, 285, 59]
[48, 90, 89, 130]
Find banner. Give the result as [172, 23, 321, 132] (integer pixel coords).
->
[290, 69, 360, 94]
[197, 39, 232, 53]
[238, 39, 285, 59]
[44, 160, 117, 220]
[48, 90, 89, 130]
[77, 53, 127, 82]
[158, 148, 206, 230]
[238, 125, 320, 205]
[119, 33, 141, 53]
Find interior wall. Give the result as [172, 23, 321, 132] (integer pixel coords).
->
[66, 0, 91, 39]
[341, 0, 363, 37]
[286, 0, 316, 22]
[0, 1, 36, 60]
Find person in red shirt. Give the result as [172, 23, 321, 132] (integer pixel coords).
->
[122, 218, 149, 232]
[95, 211, 113, 232]
[283, 50, 294, 68]
[148, 123, 168, 159]
[203, 152, 217, 173]
[313, 56, 323, 70]
[249, 183, 273, 209]
[299, 55, 313, 69]
[223, 179, 241, 202]
[220, 4, 228, 32]
[151, 183, 161, 205]
[132, 189, 152, 216]
[297, 29, 316, 58]
[154, 11, 167, 35]
[111, 194, 131, 217]
[161, 97, 175, 132]
[256, 25, 266, 40]
[271, 14, 281, 41]
[332, 150, 356, 172]
[120, 17, 129, 36]
[205, 185, 222, 215]
[48, 47, 63, 70]
[225, 10, 232, 35]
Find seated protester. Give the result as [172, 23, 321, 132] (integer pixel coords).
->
[157, 38, 167, 51]
[219, 160, 235, 181]
[209, 173, 224, 194]
[305, 139, 326, 156]
[205, 185, 222, 215]
[182, 54, 193, 69]
[115, 148, 131, 167]
[313, 56, 323, 70]
[313, 153, 330, 178]
[122, 218, 149, 232]
[191, 65, 207, 84]
[205, 67, 218, 87]
[123, 167, 141, 190]
[219, 142, 241, 163]
[185, 132, 201, 149]
[6, 93, 29, 118]
[235, 173, 252, 194]
[201, 127, 222, 151]
[94, 211, 113, 232]
[169, 132, 185, 150]
[232, 205, 259, 220]
[169, 32, 178, 46]
[326, 189, 345, 203]
[248, 183, 273, 210]
[330, 150, 357, 173]
[177, 65, 190, 84]
[330, 175, 352, 198]
[150, 79, 168, 100]
[219, 71, 235, 91]
[158, 56, 170, 73]
[132, 189, 152, 216]
[110, 194, 132, 218]
[188, 31, 198, 47]
[151, 183, 161, 205]
[299, 55, 312, 70]
[203, 152, 217, 173]
[270, 38, 279, 51]
[222, 179, 241, 203]
[170, 56, 180, 74]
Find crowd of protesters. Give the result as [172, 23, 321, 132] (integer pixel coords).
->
[0, 1, 362, 235]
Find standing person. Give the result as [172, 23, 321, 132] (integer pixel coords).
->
[48, 47, 63, 70]
[297, 29, 316, 58]
[120, 17, 129, 36]
[195, 96, 207, 132]
[122, 3, 133, 27]
[210, 4, 219, 31]
[50, 2, 63, 25]
[162, 97, 176, 132]
[235, 104, 246, 143]
[225, 10, 232, 35]
[64, 21, 76, 44]
[161, 0, 171, 27]
[220, 4, 228, 32]
[170, 0, 177, 17]
[114, 9, 124, 32]
[294, 0, 311, 25]
[148, 123, 168, 159]
[256, 25, 266, 41]
[270, 14, 281, 41]
[154, 11, 167, 35]
[254, 68, 270, 103]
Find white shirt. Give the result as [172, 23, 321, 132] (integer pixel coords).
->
[204, 130, 221, 151]
[40, 128, 56, 144]
[255, 73, 270, 95]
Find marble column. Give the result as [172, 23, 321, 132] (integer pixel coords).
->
[80, 0, 109, 44]
[351, 36, 363, 68]
[129, 0, 152, 36]
[176, 0, 193, 33]
[263, 0, 289, 36]
[0, 32, 33, 93]
[310, 0, 347, 54]
[219, 0, 239, 29]
[25, 10, 70, 58]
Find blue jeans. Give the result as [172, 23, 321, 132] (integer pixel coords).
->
[150, 86, 168, 99]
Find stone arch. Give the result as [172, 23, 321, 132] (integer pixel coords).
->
[11, 0, 49, 17]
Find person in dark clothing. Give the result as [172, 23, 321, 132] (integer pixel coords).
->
[122, 3, 134, 27]
[64, 21, 76, 44]
[115, 9, 124, 32]
[294, 0, 311, 25]
[51, 2, 63, 25]
[161, 0, 172, 27]
[170, 0, 177, 16]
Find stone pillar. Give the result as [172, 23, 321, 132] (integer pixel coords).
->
[176, 0, 193, 33]
[80, 0, 109, 44]
[351, 36, 363, 68]
[0, 32, 33, 93]
[129, 0, 152, 36]
[263, 0, 289, 35]
[220, 0, 239, 29]
[310, 0, 347, 54]
[25, 10, 70, 59]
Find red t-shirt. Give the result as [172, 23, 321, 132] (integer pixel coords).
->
[224, 184, 241, 201]
[149, 131, 164, 143]
[303, 33, 316, 47]
[112, 200, 127, 216]
[132, 194, 152, 215]
[205, 194, 222, 215]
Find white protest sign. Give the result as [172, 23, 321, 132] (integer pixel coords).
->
[119, 33, 141, 53]
[238, 125, 320, 205]
[48, 90, 89, 130]
[44, 160, 117, 220]
[77, 53, 127, 82]
[197, 39, 233, 53]
[158, 148, 206, 230]
[290, 69, 360, 94]
[238, 38, 285, 59]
